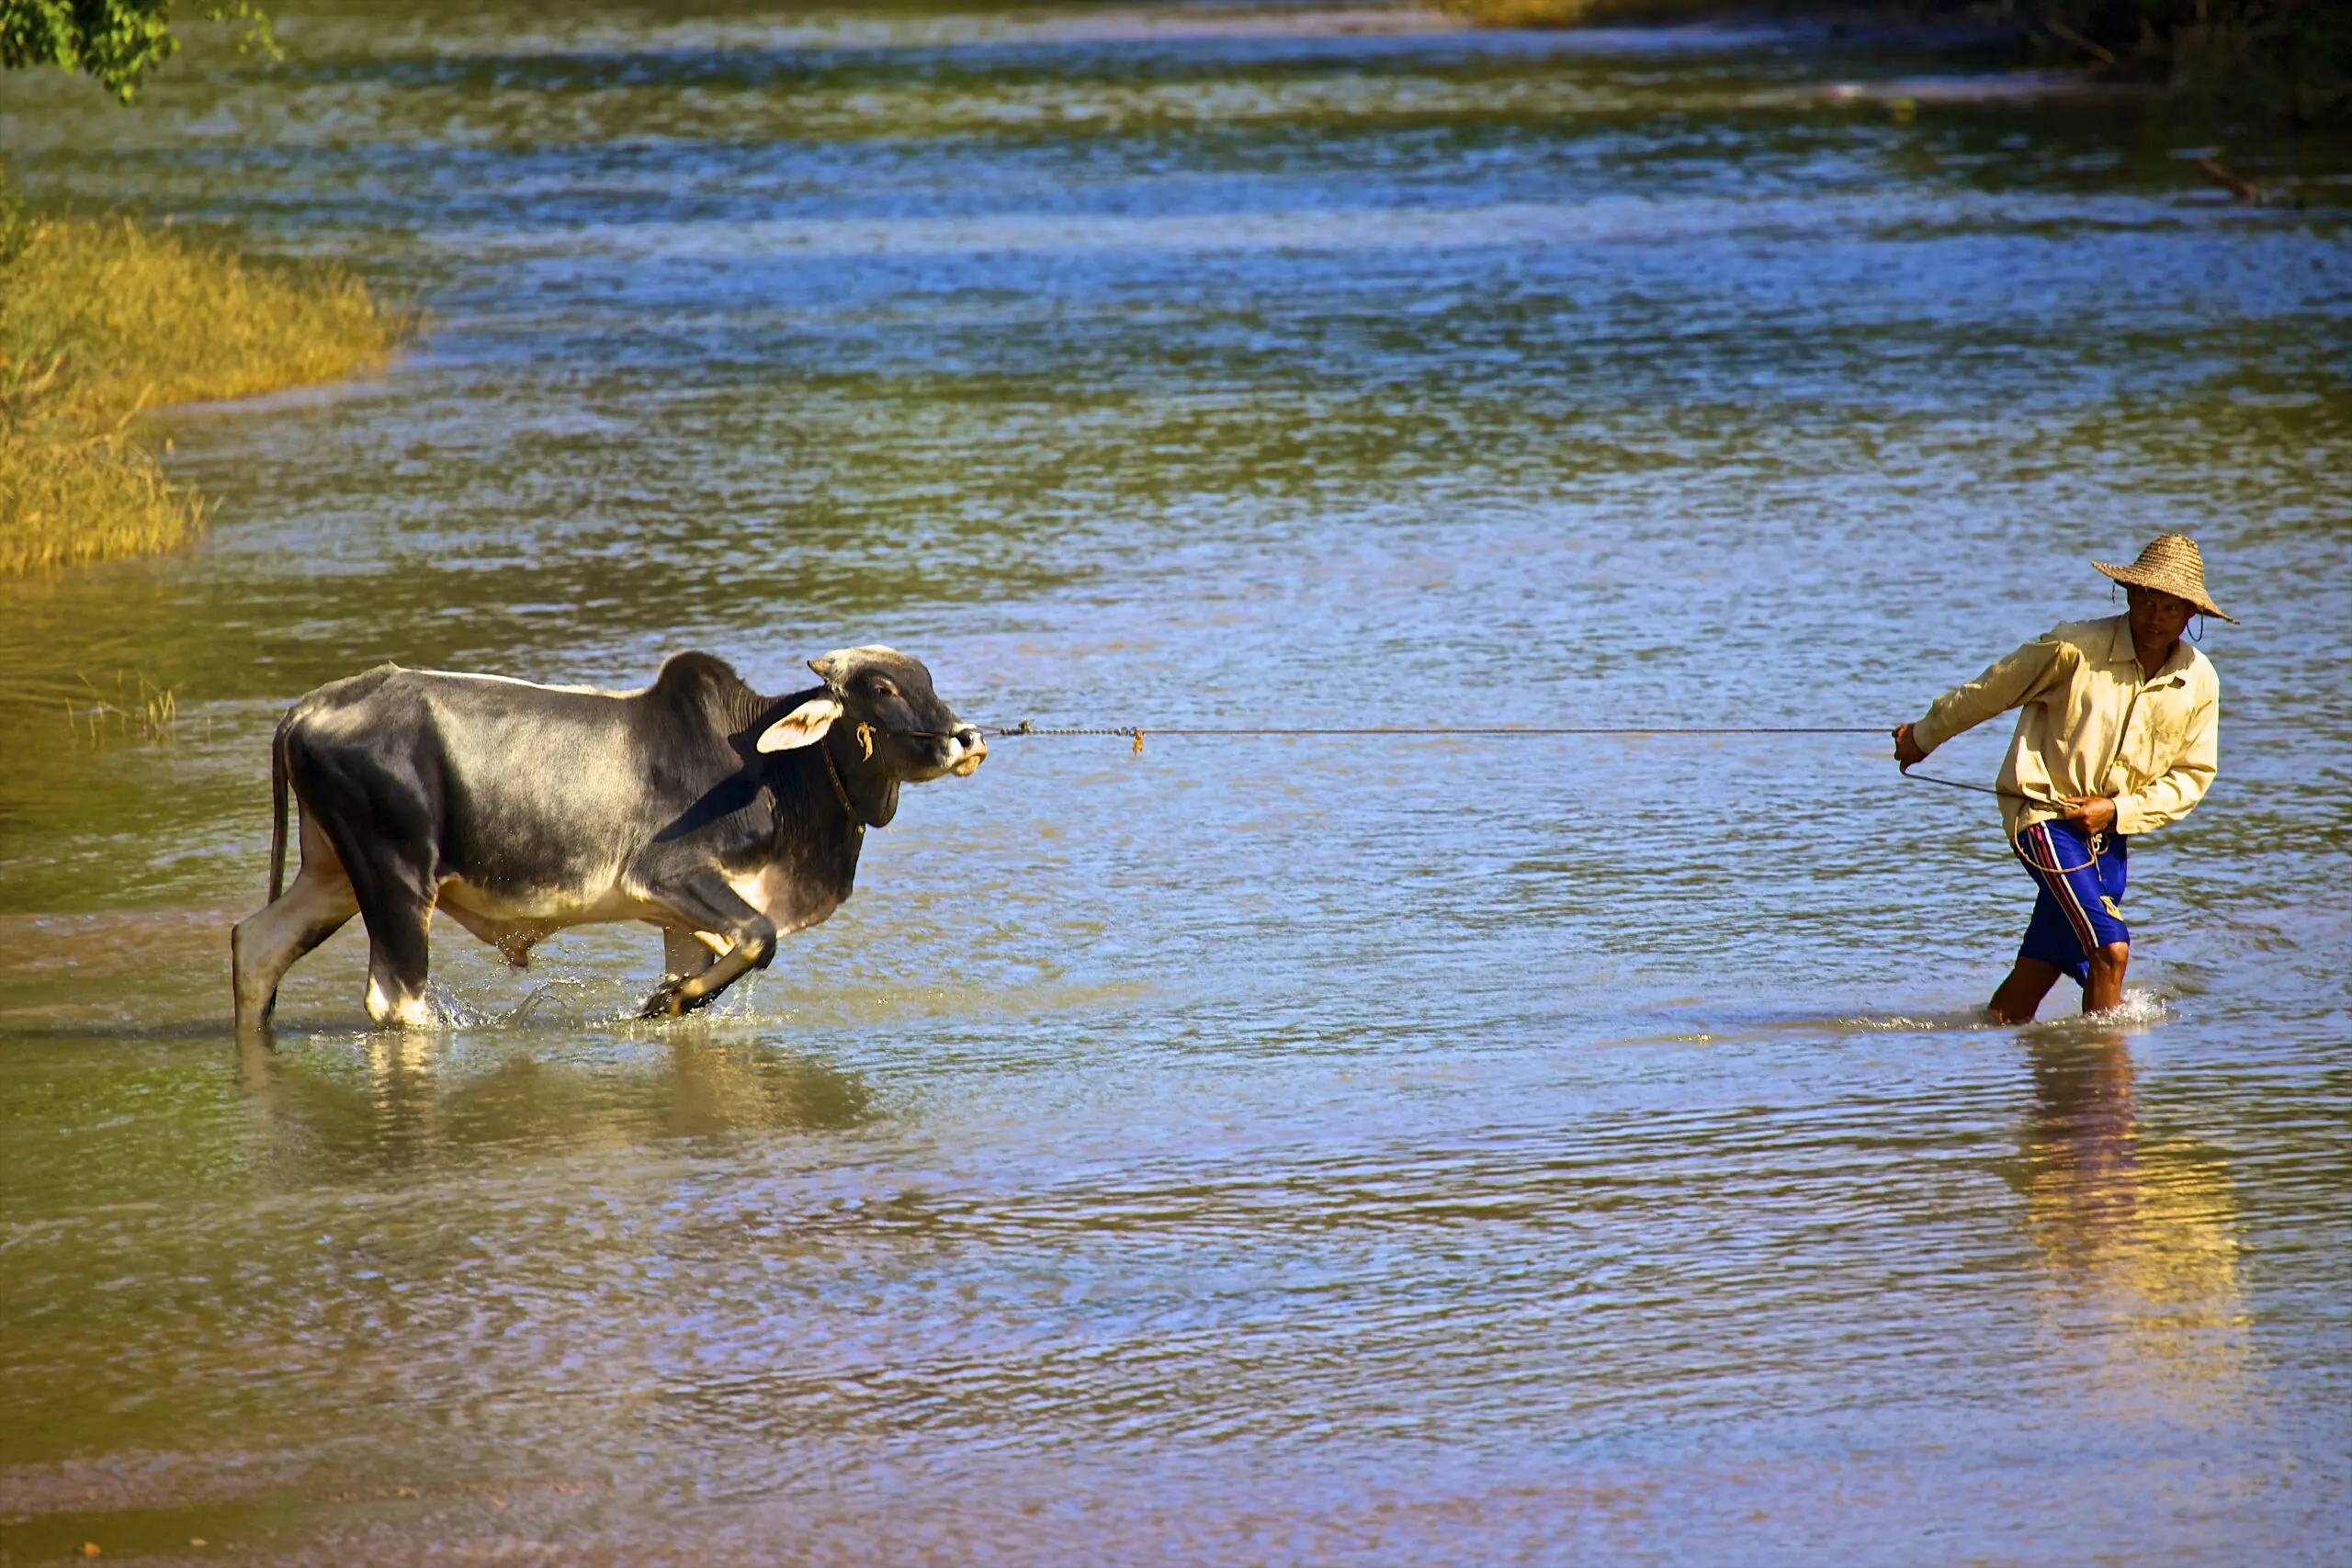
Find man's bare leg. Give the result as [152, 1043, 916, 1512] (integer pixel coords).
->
[1989, 957, 2065, 1024]
[2083, 941, 2130, 1015]
[1991, 944, 2130, 1022]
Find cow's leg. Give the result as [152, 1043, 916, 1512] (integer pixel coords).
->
[662, 924, 722, 984]
[639, 876, 776, 1018]
[232, 866, 359, 1032]
[360, 899, 437, 1029]
[342, 849, 440, 1030]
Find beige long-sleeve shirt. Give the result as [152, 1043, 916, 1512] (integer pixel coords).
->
[1911, 614, 2220, 840]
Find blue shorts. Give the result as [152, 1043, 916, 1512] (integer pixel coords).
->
[2012, 818, 2130, 985]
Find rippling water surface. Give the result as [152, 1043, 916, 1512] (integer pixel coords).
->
[2, 3, 2347, 1562]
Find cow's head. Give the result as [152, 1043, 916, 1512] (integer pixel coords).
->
[755, 646, 986, 826]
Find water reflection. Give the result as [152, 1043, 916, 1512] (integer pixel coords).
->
[2017, 1032, 2249, 1410]
[233, 1033, 876, 1183]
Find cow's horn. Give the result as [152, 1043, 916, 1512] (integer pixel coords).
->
[755, 694, 844, 753]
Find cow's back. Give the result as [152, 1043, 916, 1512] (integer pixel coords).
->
[283, 657, 754, 900]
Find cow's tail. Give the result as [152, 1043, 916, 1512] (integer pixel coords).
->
[267, 711, 292, 903]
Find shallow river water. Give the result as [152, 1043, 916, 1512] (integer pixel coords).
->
[2, 3, 2348, 1562]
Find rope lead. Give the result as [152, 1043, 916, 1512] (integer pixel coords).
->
[984, 723, 1886, 739]
[979, 721, 2051, 806]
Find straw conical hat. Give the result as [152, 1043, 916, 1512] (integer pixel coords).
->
[2093, 534, 2235, 623]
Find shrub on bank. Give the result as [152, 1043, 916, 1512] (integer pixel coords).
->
[0, 199, 404, 575]
[0, 426, 208, 575]
[1430, 0, 2352, 123]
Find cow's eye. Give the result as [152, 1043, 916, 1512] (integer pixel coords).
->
[870, 678, 899, 700]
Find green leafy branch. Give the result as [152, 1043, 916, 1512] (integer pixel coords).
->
[0, 0, 278, 104]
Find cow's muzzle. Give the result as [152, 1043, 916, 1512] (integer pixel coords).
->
[948, 726, 987, 777]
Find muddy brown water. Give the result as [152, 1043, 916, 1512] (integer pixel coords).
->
[2, 4, 2348, 1562]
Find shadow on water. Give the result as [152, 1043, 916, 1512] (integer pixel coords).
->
[229, 1032, 879, 1184]
[2007, 1030, 2250, 1412]
[0, 1018, 881, 1221]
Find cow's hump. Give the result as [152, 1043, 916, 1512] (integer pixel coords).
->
[653, 650, 746, 701]
[649, 650, 768, 735]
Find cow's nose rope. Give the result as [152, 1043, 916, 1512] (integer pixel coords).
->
[974, 720, 2039, 798]
[982, 720, 1883, 758]
[984, 721, 1885, 743]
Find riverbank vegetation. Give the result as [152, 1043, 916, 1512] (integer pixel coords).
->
[0, 185, 404, 575]
[1431, 0, 2351, 124]
[0, 0, 276, 104]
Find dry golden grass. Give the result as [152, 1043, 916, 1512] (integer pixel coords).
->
[0, 427, 207, 576]
[1, 213, 407, 575]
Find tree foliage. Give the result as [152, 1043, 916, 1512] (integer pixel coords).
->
[2004, 0, 2345, 121]
[1436, 0, 2351, 123]
[0, 0, 276, 104]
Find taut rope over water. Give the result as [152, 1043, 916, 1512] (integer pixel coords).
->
[984, 719, 1888, 757]
[975, 718, 2043, 801]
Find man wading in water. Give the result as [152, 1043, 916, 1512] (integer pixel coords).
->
[1892, 535, 2231, 1023]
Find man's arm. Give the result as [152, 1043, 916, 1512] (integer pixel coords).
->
[2111, 693, 2219, 835]
[1892, 634, 2078, 767]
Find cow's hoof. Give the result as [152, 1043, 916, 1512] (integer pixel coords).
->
[639, 984, 688, 1019]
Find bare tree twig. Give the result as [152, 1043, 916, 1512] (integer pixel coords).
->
[2197, 156, 2267, 203]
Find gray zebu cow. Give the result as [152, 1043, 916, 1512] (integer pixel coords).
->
[231, 647, 986, 1031]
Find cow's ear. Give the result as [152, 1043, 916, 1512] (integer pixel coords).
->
[755, 695, 843, 753]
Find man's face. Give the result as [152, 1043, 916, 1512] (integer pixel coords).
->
[2126, 583, 2194, 650]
